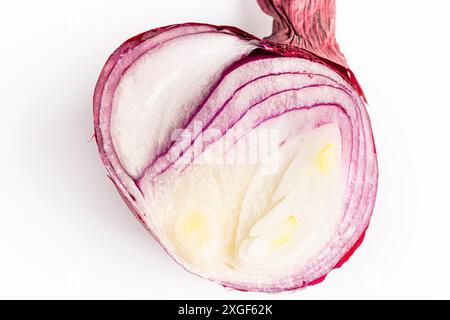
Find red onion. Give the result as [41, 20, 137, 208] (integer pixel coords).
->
[93, 0, 378, 292]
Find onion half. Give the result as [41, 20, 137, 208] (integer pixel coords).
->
[94, 0, 378, 292]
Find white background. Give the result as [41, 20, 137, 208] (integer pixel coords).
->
[1, 0, 449, 299]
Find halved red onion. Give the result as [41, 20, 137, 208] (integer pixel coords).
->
[93, 0, 378, 292]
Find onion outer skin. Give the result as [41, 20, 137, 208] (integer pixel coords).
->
[93, 1, 378, 293]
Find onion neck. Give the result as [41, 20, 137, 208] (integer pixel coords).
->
[257, 0, 347, 67]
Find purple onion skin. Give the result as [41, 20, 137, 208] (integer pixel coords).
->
[93, 0, 378, 292]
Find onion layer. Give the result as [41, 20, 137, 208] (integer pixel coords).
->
[93, 0, 378, 292]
